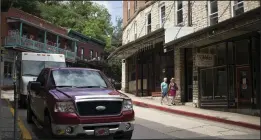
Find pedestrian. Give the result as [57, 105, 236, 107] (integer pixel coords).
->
[169, 78, 178, 105]
[161, 77, 170, 105]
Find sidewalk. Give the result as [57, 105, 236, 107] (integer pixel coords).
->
[120, 91, 261, 130]
[0, 99, 21, 140]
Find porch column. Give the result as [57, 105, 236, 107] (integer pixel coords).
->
[74, 41, 77, 53]
[44, 31, 47, 50]
[121, 59, 128, 92]
[174, 47, 185, 104]
[19, 22, 23, 45]
[257, 31, 261, 108]
[140, 49, 144, 96]
[135, 53, 139, 96]
[192, 48, 199, 107]
[56, 35, 59, 47]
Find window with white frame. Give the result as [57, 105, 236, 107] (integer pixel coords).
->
[176, 1, 183, 25]
[134, 21, 137, 39]
[134, 1, 138, 12]
[208, 0, 218, 26]
[90, 50, 93, 59]
[127, 1, 130, 20]
[146, 13, 151, 34]
[232, 0, 244, 16]
[160, 4, 166, 27]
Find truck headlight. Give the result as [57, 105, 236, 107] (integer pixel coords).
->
[54, 101, 75, 113]
[123, 99, 133, 111]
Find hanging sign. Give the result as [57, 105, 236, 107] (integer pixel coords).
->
[195, 53, 214, 67]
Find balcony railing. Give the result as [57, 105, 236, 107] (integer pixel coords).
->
[4, 35, 76, 61]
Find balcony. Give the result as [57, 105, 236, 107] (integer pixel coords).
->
[4, 35, 76, 61]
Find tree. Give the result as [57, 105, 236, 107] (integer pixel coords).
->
[1, 0, 40, 14]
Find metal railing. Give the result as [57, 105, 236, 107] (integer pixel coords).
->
[4, 35, 76, 61]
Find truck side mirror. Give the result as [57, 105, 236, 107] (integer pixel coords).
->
[29, 81, 41, 92]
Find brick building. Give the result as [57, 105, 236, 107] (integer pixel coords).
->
[108, 1, 261, 115]
[67, 29, 105, 69]
[0, 8, 105, 86]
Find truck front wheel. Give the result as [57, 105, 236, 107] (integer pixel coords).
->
[26, 98, 33, 123]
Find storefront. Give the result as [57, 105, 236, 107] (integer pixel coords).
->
[198, 33, 260, 111]
[164, 7, 260, 115]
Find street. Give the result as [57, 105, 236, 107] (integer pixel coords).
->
[14, 104, 260, 139]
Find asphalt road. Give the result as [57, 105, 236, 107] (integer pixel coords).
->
[14, 104, 260, 140]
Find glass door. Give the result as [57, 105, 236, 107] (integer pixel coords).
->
[236, 66, 253, 109]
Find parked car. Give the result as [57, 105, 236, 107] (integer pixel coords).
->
[27, 67, 135, 139]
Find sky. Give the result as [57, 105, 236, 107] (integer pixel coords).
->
[92, 1, 123, 26]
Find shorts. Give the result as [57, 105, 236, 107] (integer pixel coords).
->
[162, 91, 168, 97]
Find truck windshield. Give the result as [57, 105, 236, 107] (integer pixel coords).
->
[52, 69, 108, 88]
[22, 61, 66, 76]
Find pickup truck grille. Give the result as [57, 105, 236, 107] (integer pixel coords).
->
[76, 100, 123, 116]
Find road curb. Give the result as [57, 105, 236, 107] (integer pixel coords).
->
[132, 100, 261, 130]
[5, 99, 32, 140]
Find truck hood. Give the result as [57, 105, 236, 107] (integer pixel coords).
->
[52, 88, 129, 100]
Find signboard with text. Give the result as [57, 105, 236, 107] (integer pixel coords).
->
[195, 53, 214, 67]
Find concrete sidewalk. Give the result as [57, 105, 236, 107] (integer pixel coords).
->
[120, 91, 261, 130]
[0, 99, 22, 140]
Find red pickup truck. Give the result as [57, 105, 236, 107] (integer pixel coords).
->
[27, 67, 135, 139]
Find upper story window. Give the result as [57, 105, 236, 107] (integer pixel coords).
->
[232, 0, 244, 17]
[146, 13, 152, 34]
[134, 21, 137, 39]
[134, 1, 138, 12]
[90, 50, 93, 59]
[127, 1, 130, 20]
[81, 48, 84, 59]
[208, 0, 218, 26]
[176, 1, 183, 25]
[160, 4, 166, 27]
[127, 29, 130, 42]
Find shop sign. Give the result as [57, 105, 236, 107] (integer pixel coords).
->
[195, 53, 214, 67]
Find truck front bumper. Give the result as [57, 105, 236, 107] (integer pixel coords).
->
[51, 121, 134, 137]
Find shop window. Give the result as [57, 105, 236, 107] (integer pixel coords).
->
[216, 43, 226, 66]
[213, 67, 227, 99]
[200, 69, 214, 100]
[209, 45, 217, 66]
[235, 39, 249, 65]
[228, 66, 235, 99]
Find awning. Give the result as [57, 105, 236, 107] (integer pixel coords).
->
[164, 7, 261, 51]
[7, 17, 79, 42]
[108, 28, 165, 60]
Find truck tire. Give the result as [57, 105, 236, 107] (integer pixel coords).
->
[26, 100, 33, 123]
[115, 131, 133, 140]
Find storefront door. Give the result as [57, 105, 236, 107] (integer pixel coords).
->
[236, 66, 253, 109]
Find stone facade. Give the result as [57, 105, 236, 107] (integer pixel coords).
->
[121, 1, 260, 102]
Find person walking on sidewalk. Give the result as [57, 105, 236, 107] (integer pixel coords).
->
[161, 77, 170, 105]
[169, 78, 178, 105]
